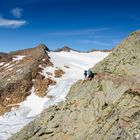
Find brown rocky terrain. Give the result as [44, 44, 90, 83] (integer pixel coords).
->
[9, 30, 140, 140]
[34, 78, 56, 97]
[0, 44, 55, 115]
[0, 52, 13, 63]
[54, 68, 65, 78]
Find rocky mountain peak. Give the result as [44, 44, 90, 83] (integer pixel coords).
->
[10, 43, 49, 57]
[54, 45, 73, 52]
[35, 43, 50, 52]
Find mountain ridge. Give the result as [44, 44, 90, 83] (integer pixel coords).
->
[54, 45, 111, 53]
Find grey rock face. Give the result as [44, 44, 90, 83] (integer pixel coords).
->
[93, 30, 140, 76]
[9, 31, 140, 140]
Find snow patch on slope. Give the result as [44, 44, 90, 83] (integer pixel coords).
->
[0, 62, 4, 66]
[12, 55, 26, 61]
[21, 87, 49, 117]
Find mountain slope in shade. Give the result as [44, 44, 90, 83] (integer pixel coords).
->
[0, 47, 109, 140]
[9, 30, 140, 140]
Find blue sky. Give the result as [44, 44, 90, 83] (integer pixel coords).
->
[0, 0, 140, 52]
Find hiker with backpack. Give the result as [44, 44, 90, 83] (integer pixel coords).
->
[84, 69, 94, 80]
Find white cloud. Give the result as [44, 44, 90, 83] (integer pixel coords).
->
[0, 17, 27, 28]
[130, 16, 140, 21]
[11, 8, 23, 18]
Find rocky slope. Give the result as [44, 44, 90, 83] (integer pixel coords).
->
[93, 31, 140, 75]
[9, 31, 140, 140]
[0, 44, 55, 115]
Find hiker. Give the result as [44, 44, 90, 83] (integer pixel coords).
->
[84, 69, 94, 80]
[87, 69, 94, 80]
[84, 70, 87, 80]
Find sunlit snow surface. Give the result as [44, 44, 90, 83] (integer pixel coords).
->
[0, 50, 109, 140]
[12, 55, 26, 61]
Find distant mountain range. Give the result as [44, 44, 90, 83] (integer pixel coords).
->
[54, 45, 111, 53]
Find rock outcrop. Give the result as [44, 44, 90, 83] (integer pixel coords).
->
[0, 44, 54, 115]
[9, 31, 140, 140]
[34, 78, 56, 97]
[54, 68, 65, 78]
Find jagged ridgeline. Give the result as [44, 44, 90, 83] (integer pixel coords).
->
[9, 31, 140, 140]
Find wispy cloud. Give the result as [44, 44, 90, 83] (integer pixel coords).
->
[112, 39, 122, 45]
[77, 39, 111, 46]
[0, 17, 27, 28]
[11, 8, 23, 18]
[48, 28, 109, 36]
[130, 16, 140, 21]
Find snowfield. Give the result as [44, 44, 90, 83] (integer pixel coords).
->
[0, 50, 109, 140]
